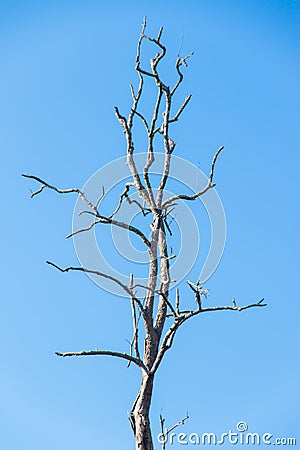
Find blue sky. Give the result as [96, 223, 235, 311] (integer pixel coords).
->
[0, 1, 299, 448]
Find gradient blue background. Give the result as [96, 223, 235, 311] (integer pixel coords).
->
[0, 1, 299, 448]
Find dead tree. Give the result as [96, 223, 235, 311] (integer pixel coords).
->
[23, 18, 266, 450]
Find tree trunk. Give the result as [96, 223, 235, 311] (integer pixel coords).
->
[132, 373, 155, 450]
[130, 218, 168, 449]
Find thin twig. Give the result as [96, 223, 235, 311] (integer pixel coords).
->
[66, 219, 101, 239]
[175, 289, 180, 315]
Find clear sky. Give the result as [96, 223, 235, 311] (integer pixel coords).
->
[0, 1, 299, 449]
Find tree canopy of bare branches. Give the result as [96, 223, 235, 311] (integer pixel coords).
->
[23, 18, 266, 450]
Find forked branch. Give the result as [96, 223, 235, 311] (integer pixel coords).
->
[160, 413, 189, 450]
[151, 297, 266, 374]
[161, 146, 224, 209]
[23, 173, 151, 249]
[22, 173, 98, 214]
[171, 51, 194, 96]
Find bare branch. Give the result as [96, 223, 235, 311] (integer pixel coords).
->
[175, 289, 180, 315]
[171, 51, 194, 96]
[151, 318, 183, 374]
[209, 144, 224, 184]
[114, 106, 150, 206]
[71, 212, 151, 248]
[164, 216, 173, 236]
[200, 299, 267, 313]
[156, 94, 174, 208]
[23, 173, 152, 248]
[161, 146, 224, 209]
[157, 26, 163, 42]
[143, 85, 164, 209]
[55, 349, 148, 373]
[66, 219, 101, 239]
[46, 261, 148, 319]
[128, 17, 147, 128]
[134, 17, 155, 79]
[109, 182, 134, 218]
[95, 186, 105, 208]
[22, 174, 98, 215]
[129, 273, 141, 362]
[150, 87, 163, 135]
[160, 412, 189, 449]
[78, 210, 97, 217]
[132, 283, 177, 319]
[169, 94, 192, 123]
[179, 298, 267, 316]
[135, 17, 168, 92]
[109, 217, 151, 249]
[151, 297, 266, 374]
[135, 19, 167, 210]
[136, 35, 166, 83]
[187, 279, 208, 310]
[109, 182, 151, 219]
[134, 111, 150, 133]
[129, 82, 149, 133]
[47, 260, 131, 291]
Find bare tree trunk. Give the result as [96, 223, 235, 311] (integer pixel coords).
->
[132, 373, 155, 450]
[131, 216, 170, 449]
